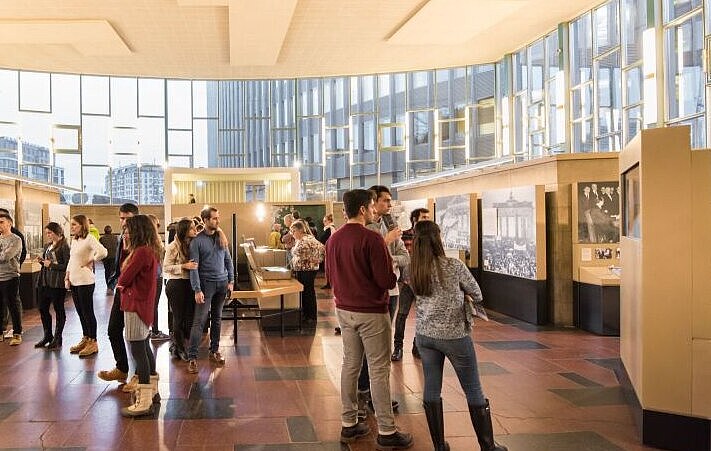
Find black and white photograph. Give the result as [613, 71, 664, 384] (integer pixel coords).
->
[396, 199, 427, 230]
[434, 194, 470, 251]
[595, 247, 613, 259]
[577, 181, 620, 243]
[481, 186, 537, 279]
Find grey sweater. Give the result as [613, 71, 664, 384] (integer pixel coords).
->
[415, 257, 483, 340]
[0, 233, 22, 281]
[189, 231, 234, 292]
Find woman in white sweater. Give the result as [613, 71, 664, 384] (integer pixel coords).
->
[65, 214, 108, 357]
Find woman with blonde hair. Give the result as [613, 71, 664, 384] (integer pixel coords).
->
[65, 214, 108, 357]
[290, 219, 324, 325]
[411, 220, 506, 451]
[117, 215, 162, 417]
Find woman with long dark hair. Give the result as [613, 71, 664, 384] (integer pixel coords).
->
[35, 222, 70, 350]
[65, 214, 108, 357]
[411, 220, 506, 451]
[163, 218, 198, 361]
[117, 215, 162, 417]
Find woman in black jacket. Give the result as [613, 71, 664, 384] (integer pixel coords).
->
[35, 222, 70, 350]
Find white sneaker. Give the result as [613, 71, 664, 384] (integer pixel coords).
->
[3, 329, 13, 339]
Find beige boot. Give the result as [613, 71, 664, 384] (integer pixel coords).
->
[150, 374, 160, 402]
[69, 336, 88, 354]
[122, 374, 139, 393]
[120, 384, 154, 417]
[78, 338, 98, 357]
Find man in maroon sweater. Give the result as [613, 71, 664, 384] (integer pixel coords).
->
[326, 189, 413, 449]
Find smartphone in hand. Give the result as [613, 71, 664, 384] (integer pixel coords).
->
[381, 213, 397, 231]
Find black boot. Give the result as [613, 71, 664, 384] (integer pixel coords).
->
[34, 335, 53, 348]
[469, 400, 507, 451]
[48, 319, 64, 350]
[423, 399, 450, 451]
[47, 336, 62, 350]
[35, 309, 53, 348]
[391, 345, 403, 361]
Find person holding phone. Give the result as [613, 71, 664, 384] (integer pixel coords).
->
[35, 222, 70, 350]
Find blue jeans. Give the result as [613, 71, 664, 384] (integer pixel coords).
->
[416, 334, 486, 406]
[188, 279, 227, 360]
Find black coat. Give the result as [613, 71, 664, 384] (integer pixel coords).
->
[37, 241, 70, 289]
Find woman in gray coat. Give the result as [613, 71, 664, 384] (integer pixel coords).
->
[35, 222, 70, 350]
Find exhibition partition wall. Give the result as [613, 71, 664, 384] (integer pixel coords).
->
[619, 126, 711, 451]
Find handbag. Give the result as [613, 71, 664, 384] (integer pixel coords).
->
[463, 294, 489, 329]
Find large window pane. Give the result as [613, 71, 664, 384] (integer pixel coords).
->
[573, 120, 594, 152]
[81, 76, 110, 115]
[111, 77, 138, 128]
[570, 13, 593, 86]
[193, 118, 216, 168]
[138, 117, 166, 165]
[138, 78, 165, 117]
[54, 153, 82, 190]
[529, 41, 545, 103]
[51, 74, 80, 125]
[19, 72, 50, 112]
[168, 130, 192, 155]
[594, 0, 619, 56]
[167, 80, 192, 129]
[622, 0, 647, 65]
[664, 13, 704, 120]
[624, 105, 643, 142]
[82, 166, 111, 204]
[193, 81, 218, 119]
[663, 0, 702, 23]
[82, 116, 111, 165]
[624, 66, 643, 105]
[596, 51, 622, 136]
[0, 70, 19, 122]
[408, 71, 434, 110]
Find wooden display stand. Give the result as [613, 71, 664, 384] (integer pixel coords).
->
[619, 126, 711, 451]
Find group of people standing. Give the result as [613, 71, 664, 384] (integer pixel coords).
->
[0, 202, 234, 419]
[328, 186, 507, 451]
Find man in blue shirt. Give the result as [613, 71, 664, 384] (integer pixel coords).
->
[187, 206, 234, 374]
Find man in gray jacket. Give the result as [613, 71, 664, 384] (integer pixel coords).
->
[356, 185, 410, 416]
[0, 213, 23, 345]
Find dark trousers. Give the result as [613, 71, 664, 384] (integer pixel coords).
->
[103, 258, 115, 288]
[128, 338, 155, 384]
[71, 284, 96, 339]
[188, 279, 227, 360]
[166, 278, 194, 354]
[393, 283, 416, 349]
[152, 277, 163, 333]
[0, 278, 21, 334]
[108, 290, 129, 373]
[38, 286, 66, 338]
[296, 270, 317, 321]
[357, 295, 397, 392]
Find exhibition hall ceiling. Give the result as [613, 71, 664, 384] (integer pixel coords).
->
[0, 0, 600, 79]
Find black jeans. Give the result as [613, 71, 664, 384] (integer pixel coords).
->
[357, 295, 397, 392]
[0, 278, 21, 334]
[103, 258, 115, 288]
[166, 278, 194, 354]
[71, 284, 96, 339]
[128, 338, 155, 384]
[152, 277, 163, 333]
[296, 270, 317, 321]
[38, 286, 66, 338]
[393, 283, 415, 349]
[108, 290, 129, 373]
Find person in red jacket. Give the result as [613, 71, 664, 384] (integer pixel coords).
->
[116, 215, 162, 417]
[326, 189, 413, 449]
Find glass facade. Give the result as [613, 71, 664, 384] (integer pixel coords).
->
[0, 0, 708, 204]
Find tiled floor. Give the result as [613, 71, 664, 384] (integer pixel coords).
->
[0, 275, 660, 450]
